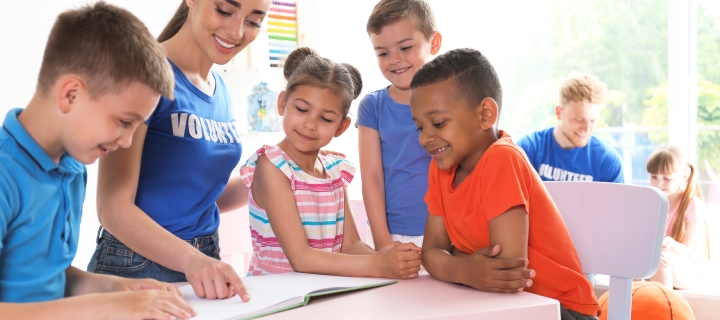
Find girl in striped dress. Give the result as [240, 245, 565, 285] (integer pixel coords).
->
[239, 47, 422, 278]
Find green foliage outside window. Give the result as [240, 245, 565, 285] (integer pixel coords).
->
[504, 0, 720, 182]
[642, 78, 720, 179]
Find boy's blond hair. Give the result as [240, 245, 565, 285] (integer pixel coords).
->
[38, 1, 174, 99]
[559, 73, 606, 106]
[366, 0, 436, 40]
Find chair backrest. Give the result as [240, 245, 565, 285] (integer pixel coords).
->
[543, 181, 668, 320]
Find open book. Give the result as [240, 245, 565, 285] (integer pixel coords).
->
[179, 272, 397, 320]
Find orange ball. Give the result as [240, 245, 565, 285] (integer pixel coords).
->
[598, 281, 694, 320]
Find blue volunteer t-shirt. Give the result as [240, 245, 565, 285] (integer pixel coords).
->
[517, 127, 624, 183]
[136, 60, 242, 240]
[356, 87, 430, 236]
[0, 109, 86, 302]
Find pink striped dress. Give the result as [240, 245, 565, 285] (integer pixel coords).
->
[239, 145, 355, 276]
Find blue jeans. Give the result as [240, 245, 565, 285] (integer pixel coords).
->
[87, 227, 221, 283]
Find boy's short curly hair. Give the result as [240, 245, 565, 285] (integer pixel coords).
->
[38, 1, 174, 99]
[559, 73, 606, 106]
[366, 0, 436, 40]
[410, 48, 503, 112]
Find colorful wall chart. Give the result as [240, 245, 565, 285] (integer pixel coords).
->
[267, 1, 298, 68]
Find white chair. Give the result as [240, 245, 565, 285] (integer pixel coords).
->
[543, 181, 668, 320]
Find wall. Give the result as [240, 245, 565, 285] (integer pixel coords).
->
[0, 1, 178, 118]
[0, 0, 178, 269]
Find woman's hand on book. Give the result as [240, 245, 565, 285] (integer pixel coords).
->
[184, 255, 250, 302]
[376, 242, 423, 279]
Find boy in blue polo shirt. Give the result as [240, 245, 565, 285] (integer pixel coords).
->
[0, 2, 195, 318]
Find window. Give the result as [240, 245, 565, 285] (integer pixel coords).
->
[695, 0, 720, 202]
[695, 0, 720, 266]
[495, 0, 670, 186]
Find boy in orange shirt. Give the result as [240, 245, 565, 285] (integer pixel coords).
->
[411, 48, 600, 319]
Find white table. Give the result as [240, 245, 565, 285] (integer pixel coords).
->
[261, 273, 559, 320]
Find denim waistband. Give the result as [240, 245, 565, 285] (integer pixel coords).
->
[96, 227, 218, 249]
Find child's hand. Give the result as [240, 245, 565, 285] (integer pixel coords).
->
[184, 255, 249, 301]
[376, 241, 422, 279]
[100, 289, 196, 320]
[460, 244, 535, 293]
[319, 149, 346, 158]
[662, 235, 675, 252]
[112, 277, 182, 296]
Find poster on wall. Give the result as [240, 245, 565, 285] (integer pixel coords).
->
[247, 82, 281, 132]
[214, 0, 299, 135]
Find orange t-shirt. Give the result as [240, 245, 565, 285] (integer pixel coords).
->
[425, 131, 600, 316]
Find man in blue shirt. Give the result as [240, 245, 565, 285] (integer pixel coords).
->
[517, 73, 624, 183]
[0, 2, 195, 318]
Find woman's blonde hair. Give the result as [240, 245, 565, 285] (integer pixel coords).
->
[646, 145, 710, 259]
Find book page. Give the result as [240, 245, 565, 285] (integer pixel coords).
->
[240, 272, 396, 296]
[179, 285, 299, 320]
[180, 273, 396, 319]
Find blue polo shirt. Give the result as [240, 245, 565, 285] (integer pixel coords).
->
[0, 108, 86, 302]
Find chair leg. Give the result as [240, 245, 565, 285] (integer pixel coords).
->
[608, 276, 632, 320]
